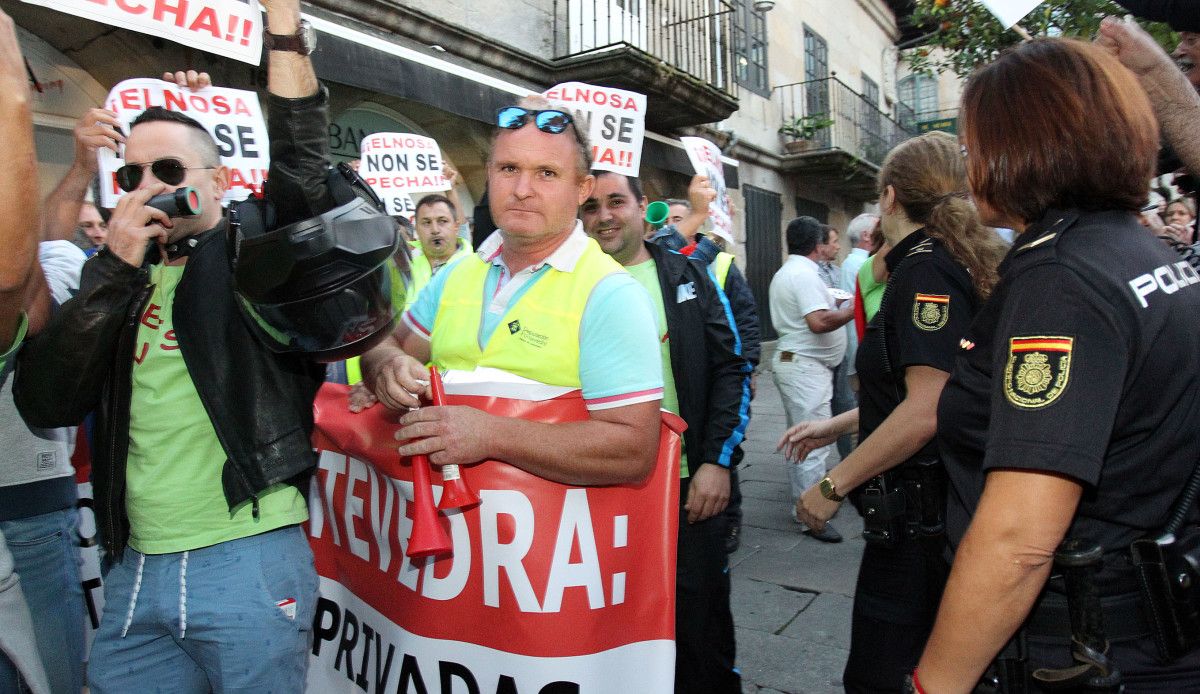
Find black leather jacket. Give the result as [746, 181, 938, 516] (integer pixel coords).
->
[14, 89, 334, 558]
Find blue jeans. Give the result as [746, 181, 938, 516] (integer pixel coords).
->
[0, 507, 85, 694]
[88, 525, 318, 694]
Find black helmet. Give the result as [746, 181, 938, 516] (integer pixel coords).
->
[228, 163, 405, 362]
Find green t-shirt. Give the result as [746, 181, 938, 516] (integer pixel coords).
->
[126, 263, 307, 554]
[627, 259, 690, 478]
[859, 254, 886, 322]
[0, 313, 28, 378]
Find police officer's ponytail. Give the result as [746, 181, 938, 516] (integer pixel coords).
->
[879, 132, 1008, 298]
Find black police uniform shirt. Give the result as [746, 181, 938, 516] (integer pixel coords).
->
[938, 208, 1200, 589]
[855, 229, 976, 483]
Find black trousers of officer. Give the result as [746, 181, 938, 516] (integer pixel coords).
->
[1020, 621, 1200, 692]
[843, 534, 949, 694]
[676, 475, 740, 694]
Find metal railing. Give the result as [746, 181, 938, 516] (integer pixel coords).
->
[776, 76, 916, 167]
[553, 0, 734, 92]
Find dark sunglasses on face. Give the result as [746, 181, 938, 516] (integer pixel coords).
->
[115, 157, 214, 193]
[495, 107, 574, 134]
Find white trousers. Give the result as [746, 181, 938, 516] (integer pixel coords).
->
[772, 351, 835, 501]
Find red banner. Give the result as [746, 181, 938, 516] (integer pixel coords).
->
[306, 383, 682, 693]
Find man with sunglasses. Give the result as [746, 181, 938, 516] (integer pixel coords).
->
[361, 96, 664, 489]
[14, 0, 340, 690]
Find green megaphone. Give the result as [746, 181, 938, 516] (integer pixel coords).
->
[645, 200, 670, 229]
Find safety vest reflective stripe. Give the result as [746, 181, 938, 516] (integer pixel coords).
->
[430, 239, 623, 388]
[711, 251, 735, 289]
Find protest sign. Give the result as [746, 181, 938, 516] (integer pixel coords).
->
[360, 133, 450, 217]
[96, 78, 269, 209]
[976, 0, 1041, 29]
[544, 82, 646, 177]
[680, 136, 734, 245]
[22, 0, 263, 66]
[70, 430, 104, 660]
[306, 380, 681, 693]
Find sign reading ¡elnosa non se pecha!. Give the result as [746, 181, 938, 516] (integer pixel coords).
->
[97, 78, 270, 209]
[543, 82, 646, 177]
[21, 0, 263, 66]
[680, 136, 734, 246]
[359, 132, 451, 218]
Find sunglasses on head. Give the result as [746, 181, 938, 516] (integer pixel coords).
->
[115, 158, 214, 193]
[495, 107, 574, 134]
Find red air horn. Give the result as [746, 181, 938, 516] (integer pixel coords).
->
[404, 366, 454, 558]
[430, 367, 480, 511]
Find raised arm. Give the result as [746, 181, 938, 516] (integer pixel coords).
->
[0, 10, 42, 344]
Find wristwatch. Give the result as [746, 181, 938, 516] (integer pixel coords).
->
[264, 19, 317, 56]
[819, 476, 844, 502]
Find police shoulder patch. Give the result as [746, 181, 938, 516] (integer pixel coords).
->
[912, 293, 950, 331]
[1003, 336, 1073, 409]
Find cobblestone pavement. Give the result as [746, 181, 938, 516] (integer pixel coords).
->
[734, 342, 862, 694]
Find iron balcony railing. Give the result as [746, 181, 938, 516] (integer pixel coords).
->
[776, 76, 917, 167]
[553, 0, 734, 92]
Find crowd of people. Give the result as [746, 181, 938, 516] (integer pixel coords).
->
[5, 1, 1200, 693]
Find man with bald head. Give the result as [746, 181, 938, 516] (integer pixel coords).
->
[362, 96, 664, 486]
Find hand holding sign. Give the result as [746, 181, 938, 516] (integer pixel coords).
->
[680, 137, 734, 246]
[72, 109, 125, 174]
[163, 70, 212, 92]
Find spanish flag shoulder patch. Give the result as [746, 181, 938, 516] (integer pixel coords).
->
[912, 293, 950, 331]
[1004, 336, 1073, 409]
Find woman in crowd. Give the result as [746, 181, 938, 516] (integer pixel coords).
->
[778, 130, 1006, 692]
[1164, 196, 1197, 244]
[913, 38, 1200, 693]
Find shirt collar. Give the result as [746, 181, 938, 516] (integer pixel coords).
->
[884, 228, 930, 272]
[477, 220, 590, 273]
[790, 254, 819, 270]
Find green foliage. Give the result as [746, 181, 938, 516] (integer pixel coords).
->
[906, 0, 1178, 78]
[778, 114, 835, 140]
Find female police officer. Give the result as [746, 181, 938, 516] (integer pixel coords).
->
[778, 131, 1006, 692]
[912, 39, 1200, 693]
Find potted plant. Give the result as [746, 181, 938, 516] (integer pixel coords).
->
[779, 114, 834, 154]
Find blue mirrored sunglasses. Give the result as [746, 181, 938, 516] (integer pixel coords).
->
[495, 107, 574, 134]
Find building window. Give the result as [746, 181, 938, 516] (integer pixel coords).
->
[862, 75, 879, 109]
[732, 0, 769, 97]
[803, 26, 829, 136]
[898, 73, 939, 126]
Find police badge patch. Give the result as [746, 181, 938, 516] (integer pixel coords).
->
[1004, 336, 1073, 409]
[912, 293, 950, 331]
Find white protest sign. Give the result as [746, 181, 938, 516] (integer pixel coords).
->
[97, 78, 269, 209]
[977, 0, 1041, 29]
[22, 0, 263, 66]
[680, 136, 733, 246]
[359, 133, 450, 217]
[543, 82, 646, 177]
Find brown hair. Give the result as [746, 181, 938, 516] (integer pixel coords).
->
[879, 131, 1008, 298]
[961, 38, 1158, 225]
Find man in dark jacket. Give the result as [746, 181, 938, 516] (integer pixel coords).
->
[13, 0, 340, 689]
[582, 170, 750, 694]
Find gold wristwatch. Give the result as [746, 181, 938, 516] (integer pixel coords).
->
[819, 476, 844, 502]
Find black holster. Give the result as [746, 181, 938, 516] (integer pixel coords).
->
[1131, 527, 1200, 662]
[861, 458, 947, 547]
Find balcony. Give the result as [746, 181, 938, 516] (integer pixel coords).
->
[775, 76, 916, 200]
[552, 0, 739, 129]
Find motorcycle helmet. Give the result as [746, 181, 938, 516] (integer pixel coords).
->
[228, 162, 406, 362]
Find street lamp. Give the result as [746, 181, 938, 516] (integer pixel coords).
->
[753, 0, 775, 12]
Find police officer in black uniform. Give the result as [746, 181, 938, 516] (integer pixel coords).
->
[781, 131, 1007, 692]
[912, 39, 1200, 693]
